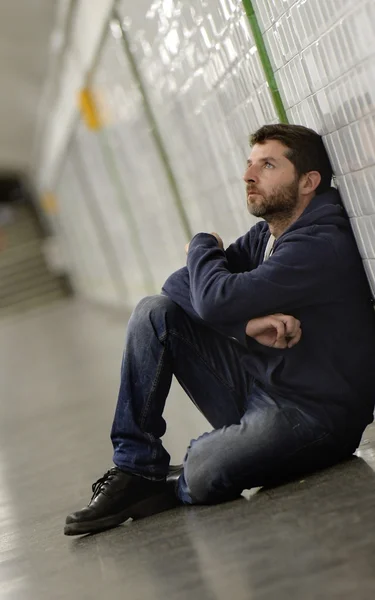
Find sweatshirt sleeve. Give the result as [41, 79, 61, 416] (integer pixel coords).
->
[161, 265, 253, 345]
[223, 231, 254, 273]
[187, 231, 336, 326]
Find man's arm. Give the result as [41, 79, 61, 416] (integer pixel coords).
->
[186, 228, 260, 274]
[186, 231, 336, 326]
[223, 231, 256, 273]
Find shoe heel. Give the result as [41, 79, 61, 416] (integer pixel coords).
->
[131, 490, 180, 520]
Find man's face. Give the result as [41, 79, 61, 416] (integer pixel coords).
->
[243, 139, 300, 219]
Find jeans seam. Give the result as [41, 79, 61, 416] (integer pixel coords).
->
[284, 430, 331, 460]
[139, 338, 167, 434]
[168, 329, 241, 395]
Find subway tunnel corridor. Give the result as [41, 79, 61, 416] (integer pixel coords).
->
[2, 0, 375, 598]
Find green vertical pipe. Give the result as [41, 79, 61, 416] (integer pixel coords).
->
[112, 8, 193, 241]
[242, 0, 288, 124]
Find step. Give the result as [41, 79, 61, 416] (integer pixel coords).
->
[3, 237, 40, 251]
[4, 227, 41, 246]
[0, 204, 68, 315]
[0, 240, 43, 268]
[1, 208, 35, 229]
[4, 216, 39, 232]
[0, 259, 46, 281]
[4, 219, 39, 233]
[0, 250, 45, 270]
[0, 288, 67, 318]
[0, 257, 50, 281]
[0, 278, 66, 309]
[0, 254, 47, 280]
[0, 268, 59, 300]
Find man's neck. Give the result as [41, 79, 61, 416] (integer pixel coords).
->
[267, 214, 298, 239]
[267, 196, 314, 239]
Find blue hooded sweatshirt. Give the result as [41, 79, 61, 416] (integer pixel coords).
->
[162, 189, 375, 430]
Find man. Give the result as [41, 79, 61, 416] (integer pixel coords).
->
[65, 124, 375, 536]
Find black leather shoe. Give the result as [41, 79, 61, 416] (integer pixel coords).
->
[64, 466, 182, 536]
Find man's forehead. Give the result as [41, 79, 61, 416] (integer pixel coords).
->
[248, 139, 288, 161]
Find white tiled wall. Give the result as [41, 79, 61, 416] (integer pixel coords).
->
[90, 27, 188, 292]
[117, 0, 277, 244]
[55, 152, 121, 305]
[252, 0, 375, 295]
[72, 122, 154, 308]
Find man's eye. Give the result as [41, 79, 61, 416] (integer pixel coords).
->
[264, 162, 274, 169]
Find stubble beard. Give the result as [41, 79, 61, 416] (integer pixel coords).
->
[247, 177, 300, 220]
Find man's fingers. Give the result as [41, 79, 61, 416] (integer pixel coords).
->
[210, 232, 224, 249]
[267, 317, 288, 349]
[276, 315, 300, 335]
[271, 314, 302, 348]
[273, 314, 301, 338]
[287, 328, 302, 348]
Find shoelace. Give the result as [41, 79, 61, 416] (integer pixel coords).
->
[91, 467, 119, 500]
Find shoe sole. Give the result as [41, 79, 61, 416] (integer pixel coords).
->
[64, 490, 180, 536]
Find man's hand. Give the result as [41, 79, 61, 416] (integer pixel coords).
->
[245, 314, 302, 349]
[210, 232, 224, 249]
[185, 232, 224, 254]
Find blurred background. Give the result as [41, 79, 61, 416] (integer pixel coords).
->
[1, 1, 375, 597]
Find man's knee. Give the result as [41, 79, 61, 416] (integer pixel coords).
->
[183, 432, 241, 504]
[126, 295, 185, 345]
[130, 294, 178, 326]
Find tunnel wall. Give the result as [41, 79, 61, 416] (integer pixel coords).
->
[35, 0, 375, 308]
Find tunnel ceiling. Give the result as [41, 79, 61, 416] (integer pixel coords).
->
[0, 0, 58, 173]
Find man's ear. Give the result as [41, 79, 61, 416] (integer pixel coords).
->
[300, 171, 321, 195]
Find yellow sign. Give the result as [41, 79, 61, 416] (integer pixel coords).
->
[41, 192, 58, 215]
[78, 88, 102, 130]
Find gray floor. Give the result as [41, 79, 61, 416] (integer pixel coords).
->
[1, 299, 375, 600]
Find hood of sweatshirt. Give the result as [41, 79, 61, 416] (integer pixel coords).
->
[274, 188, 349, 241]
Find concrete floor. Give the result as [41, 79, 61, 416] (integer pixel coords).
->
[1, 299, 375, 600]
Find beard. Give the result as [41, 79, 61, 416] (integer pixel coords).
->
[247, 177, 300, 219]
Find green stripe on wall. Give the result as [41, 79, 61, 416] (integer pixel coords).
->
[112, 8, 193, 241]
[242, 0, 289, 124]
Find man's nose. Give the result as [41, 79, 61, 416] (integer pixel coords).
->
[243, 164, 258, 183]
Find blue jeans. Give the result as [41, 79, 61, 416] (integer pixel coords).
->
[111, 295, 355, 504]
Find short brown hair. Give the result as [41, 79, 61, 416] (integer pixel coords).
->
[250, 124, 333, 195]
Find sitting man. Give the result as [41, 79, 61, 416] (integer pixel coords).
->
[65, 123, 375, 536]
